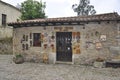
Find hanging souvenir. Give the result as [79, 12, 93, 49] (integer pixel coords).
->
[72, 32, 76, 39]
[44, 37, 48, 42]
[95, 42, 102, 50]
[44, 44, 47, 49]
[95, 31, 100, 36]
[44, 33, 48, 37]
[41, 34, 44, 39]
[50, 44, 55, 52]
[76, 49, 81, 54]
[100, 35, 106, 41]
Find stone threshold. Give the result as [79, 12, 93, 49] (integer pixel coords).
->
[55, 61, 73, 65]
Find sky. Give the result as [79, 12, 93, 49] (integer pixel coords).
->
[2, 0, 120, 18]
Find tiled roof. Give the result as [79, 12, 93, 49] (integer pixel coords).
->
[8, 12, 120, 26]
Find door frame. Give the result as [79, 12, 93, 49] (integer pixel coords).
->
[56, 32, 73, 62]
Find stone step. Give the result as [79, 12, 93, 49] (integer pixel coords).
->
[55, 61, 73, 64]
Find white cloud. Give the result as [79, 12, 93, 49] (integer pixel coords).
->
[2, 0, 120, 17]
[43, 0, 80, 17]
[3, 0, 24, 5]
[91, 0, 119, 14]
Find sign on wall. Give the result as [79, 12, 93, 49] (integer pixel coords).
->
[54, 27, 73, 31]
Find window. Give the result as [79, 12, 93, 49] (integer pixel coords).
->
[2, 14, 7, 26]
[33, 33, 41, 47]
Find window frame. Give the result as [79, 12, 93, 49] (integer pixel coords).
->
[2, 14, 7, 26]
[33, 33, 41, 47]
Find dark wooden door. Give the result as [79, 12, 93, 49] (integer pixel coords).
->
[56, 32, 72, 62]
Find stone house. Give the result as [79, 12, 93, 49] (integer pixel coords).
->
[0, 0, 21, 38]
[8, 12, 120, 65]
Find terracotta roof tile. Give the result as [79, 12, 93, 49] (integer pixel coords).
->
[8, 12, 120, 26]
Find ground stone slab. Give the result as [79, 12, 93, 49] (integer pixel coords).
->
[0, 55, 120, 80]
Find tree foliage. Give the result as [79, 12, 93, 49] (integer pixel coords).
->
[72, 0, 96, 16]
[21, 0, 46, 20]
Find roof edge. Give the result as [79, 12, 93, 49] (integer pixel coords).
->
[8, 12, 120, 27]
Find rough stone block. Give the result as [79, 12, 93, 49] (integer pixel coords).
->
[93, 61, 104, 68]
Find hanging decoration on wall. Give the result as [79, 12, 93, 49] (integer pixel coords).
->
[72, 32, 76, 40]
[95, 31, 100, 36]
[41, 33, 49, 42]
[30, 33, 32, 39]
[76, 32, 80, 43]
[44, 37, 48, 42]
[73, 44, 81, 54]
[50, 44, 55, 52]
[21, 34, 29, 50]
[22, 44, 25, 51]
[72, 32, 81, 43]
[51, 35, 55, 40]
[30, 41, 32, 47]
[44, 32, 48, 37]
[76, 45, 81, 54]
[22, 35, 25, 41]
[50, 32, 55, 42]
[51, 35, 55, 42]
[85, 41, 93, 49]
[95, 42, 102, 50]
[100, 35, 106, 41]
[43, 44, 48, 49]
[41, 33, 44, 43]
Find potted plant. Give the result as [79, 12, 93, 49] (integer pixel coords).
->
[13, 54, 24, 64]
[94, 57, 104, 68]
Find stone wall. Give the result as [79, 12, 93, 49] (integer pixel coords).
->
[0, 1, 21, 26]
[0, 37, 12, 54]
[0, 27, 13, 38]
[13, 21, 119, 64]
[13, 27, 55, 63]
[0, 1, 20, 40]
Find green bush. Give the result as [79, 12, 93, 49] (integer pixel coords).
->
[16, 54, 23, 58]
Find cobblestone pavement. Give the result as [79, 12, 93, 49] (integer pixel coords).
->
[0, 55, 120, 80]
